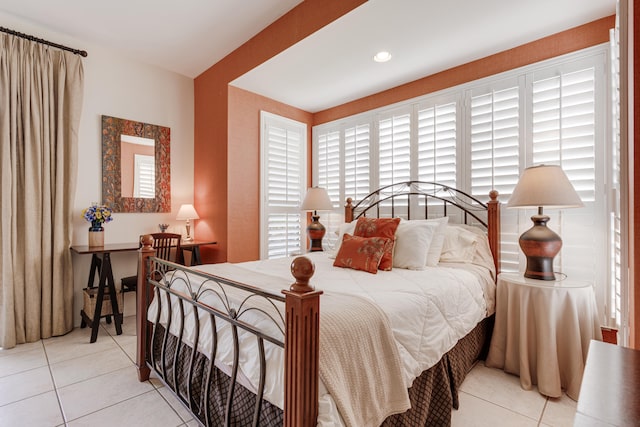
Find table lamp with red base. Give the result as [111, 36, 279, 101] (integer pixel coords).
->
[300, 187, 334, 252]
[507, 165, 583, 281]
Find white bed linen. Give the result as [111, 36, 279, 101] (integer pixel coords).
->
[148, 252, 495, 426]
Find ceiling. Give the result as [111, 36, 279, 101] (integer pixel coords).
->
[0, 0, 616, 113]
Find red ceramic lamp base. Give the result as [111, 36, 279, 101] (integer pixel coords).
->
[519, 214, 562, 281]
[307, 214, 326, 252]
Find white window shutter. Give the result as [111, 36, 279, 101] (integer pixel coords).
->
[344, 124, 371, 203]
[260, 112, 307, 259]
[469, 84, 521, 272]
[378, 111, 411, 188]
[316, 129, 342, 249]
[470, 86, 521, 200]
[417, 101, 457, 188]
[531, 67, 596, 202]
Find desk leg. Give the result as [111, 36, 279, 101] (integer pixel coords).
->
[90, 256, 107, 343]
[102, 253, 123, 336]
[191, 246, 202, 266]
[80, 254, 102, 329]
[88, 253, 123, 343]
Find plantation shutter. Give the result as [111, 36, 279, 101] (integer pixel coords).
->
[317, 130, 341, 206]
[417, 101, 457, 189]
[378, 110, 411, 188]
[344, 123, 371, 204]
[377, 110, 410, 215]
[260, 112, 307, 259]
[469, 86, 521, 199]
[469, 84, 521, 271]
[609, 20, 626, 340]
[316, 129, 342, 249]
[530, 64, 601, 282]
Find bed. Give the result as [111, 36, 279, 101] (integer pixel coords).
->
[135, 181, 501, 427]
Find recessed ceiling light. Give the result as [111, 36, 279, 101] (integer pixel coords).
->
[373, 51, 392, 63]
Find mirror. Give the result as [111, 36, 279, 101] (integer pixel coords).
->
[102, 115, 171, 212]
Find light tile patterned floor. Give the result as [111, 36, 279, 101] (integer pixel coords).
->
[0, 315, 577, 426]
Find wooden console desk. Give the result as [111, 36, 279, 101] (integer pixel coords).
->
[179, 239, 216, 265]
[574, 340, 640, 426]
[71, 243, 139, 342]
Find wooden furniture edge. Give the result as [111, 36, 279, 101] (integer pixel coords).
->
[488, 190, 501, 277]
[282, 256, 322, 427]
[136, 234, 155, 381]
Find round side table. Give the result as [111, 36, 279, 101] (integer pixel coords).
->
[486, 272, 602, 400]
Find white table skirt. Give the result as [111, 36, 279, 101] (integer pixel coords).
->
[486, 273, 602, 400]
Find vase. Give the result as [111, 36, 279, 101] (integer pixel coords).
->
[88, 224, 104, 247]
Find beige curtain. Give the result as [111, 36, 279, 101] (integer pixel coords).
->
[0, 33, 84, 349]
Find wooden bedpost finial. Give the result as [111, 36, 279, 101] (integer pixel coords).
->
[140, 234, 154, 249]
[489, 190, 499, 202]
[345, 197, 354, 223]
[290, 256, 315, 293]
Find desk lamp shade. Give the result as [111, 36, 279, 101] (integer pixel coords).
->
[300, 187, 334, 252]
[176, 204, 200, 241]
[507, 165, 583, 280]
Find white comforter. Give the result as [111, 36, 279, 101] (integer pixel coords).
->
[148, 252, 495, 426]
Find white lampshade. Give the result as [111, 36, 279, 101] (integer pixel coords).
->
[507, 165, 584, 209]
[300, 187, 334, 211]
[176, 204, 200, 220]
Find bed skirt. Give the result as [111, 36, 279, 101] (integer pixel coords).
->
[150, 315, 493, 427]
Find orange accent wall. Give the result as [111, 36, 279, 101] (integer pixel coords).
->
[314, 16, 615, 125]
[194, 0, 366, 263]
[228, 86, 313, 262]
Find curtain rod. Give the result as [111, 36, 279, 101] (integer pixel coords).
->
[0, 26, 88, 57]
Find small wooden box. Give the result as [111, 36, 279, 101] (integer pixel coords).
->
[83, 287, 123, 318]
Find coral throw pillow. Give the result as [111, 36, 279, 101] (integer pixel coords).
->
[333, 234, 392, 274]
[353, 217, 401, 270]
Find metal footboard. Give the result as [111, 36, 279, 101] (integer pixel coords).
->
[144, 258, 286, 427]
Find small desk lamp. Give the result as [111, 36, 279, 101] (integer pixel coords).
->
[176, 204, 200, 241]
[507, 165, 583, 281]
[300, 187, 334, 252]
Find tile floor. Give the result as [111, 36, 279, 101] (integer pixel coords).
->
[0, 315, 578, 427]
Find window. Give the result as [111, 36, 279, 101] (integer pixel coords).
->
[314, 44, 614, 327]
[260, 112, 307, 259]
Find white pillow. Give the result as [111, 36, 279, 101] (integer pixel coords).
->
[393, 220, 439, 270]
[328, 220, 357, 259]
[425, 217, 450, 267]
[443, 224, 496, 279]
[440, 225, 479, 263]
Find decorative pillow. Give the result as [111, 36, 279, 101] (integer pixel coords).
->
[425, 216, 450, 267]
[353, 217, 401, 271]
[393, 220, 439, 270]
[440, 225, 479, 263]
[333, 234, 392, 274]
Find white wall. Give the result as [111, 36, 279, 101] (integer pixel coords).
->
[1, 12, 195, 325]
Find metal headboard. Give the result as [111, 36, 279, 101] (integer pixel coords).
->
[345, 181, 490, 227]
